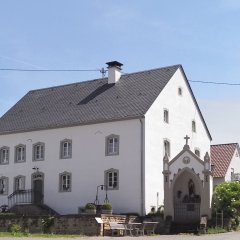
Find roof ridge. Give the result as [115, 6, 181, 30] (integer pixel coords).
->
[28, 64, 181, 93]
[121, 64, 181, 76]
[211, 143, 238, 147]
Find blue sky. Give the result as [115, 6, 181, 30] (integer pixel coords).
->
[0, 0, 240, 144]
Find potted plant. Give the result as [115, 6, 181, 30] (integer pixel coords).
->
[85, 203, 96, 215]
[101, 203, 112, 215]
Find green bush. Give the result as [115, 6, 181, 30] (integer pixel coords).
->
[85, 203, 96, 209]
[102, 203, 112, 210]
[212, 181, 240, 228]
[9, 224, 22, 236]
[41, 216, 55, 233]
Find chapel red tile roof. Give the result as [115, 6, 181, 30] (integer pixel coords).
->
[211, 143, 240, 178]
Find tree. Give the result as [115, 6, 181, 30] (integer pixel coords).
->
[213, 181, 240, 226]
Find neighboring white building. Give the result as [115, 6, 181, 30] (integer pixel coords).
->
[0, 61, 212, 216]
[211, 143, 240, 186]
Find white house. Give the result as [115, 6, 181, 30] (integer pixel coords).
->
[0, 61, 212, 217]
[211, 143, 240, 186]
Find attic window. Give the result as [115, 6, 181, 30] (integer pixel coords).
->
[163, 109, 169, 123]
[192, 120, 196, 133]
[178, 87, 182, 96]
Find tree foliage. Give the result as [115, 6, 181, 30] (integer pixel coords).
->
[213, 181, 240, 224]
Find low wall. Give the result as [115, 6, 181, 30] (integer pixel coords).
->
[0, 214, 141, 236]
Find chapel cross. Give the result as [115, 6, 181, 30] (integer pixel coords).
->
[184, 135, 190, 145]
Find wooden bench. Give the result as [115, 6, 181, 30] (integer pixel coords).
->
[109, 222, 126, 236]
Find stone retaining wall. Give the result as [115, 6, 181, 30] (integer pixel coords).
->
[0, 214, 142, 236]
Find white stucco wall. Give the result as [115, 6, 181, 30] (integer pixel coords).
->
[144, 68, 211, 214]
[0, 119, 142, 215]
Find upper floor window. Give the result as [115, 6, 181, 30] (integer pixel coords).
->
[15, 144, 26, 163]
[60, 139, 72, 159]
[0, 147, 9, 164]
[163, 139, 171, 157]
[194, 149, 200, 158]
[163, 109, 169, 123]
[192, 120, 196, 133]
[106, 135, 119, 156]
[33, 142, 45, 161]
[59, 172, 72, 192]
[105, 169, 119, 190]
[14, 175, 25, 191]
[178, 87, 182, 96]
[0, 177, 8, 195]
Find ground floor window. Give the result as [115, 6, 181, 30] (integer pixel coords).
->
[105, 169, 119, 190]
[0, 177, 8, 195]
[59, 172, 72, 192]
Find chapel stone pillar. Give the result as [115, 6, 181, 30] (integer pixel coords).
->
[201, 152, 212, 219]
[162, 153, 172, 218]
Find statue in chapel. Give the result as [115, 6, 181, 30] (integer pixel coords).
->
[188, 179, 195, 197]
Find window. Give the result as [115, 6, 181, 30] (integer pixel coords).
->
[195, 149, 200, 158]
[163, 139, 171, 157]
[192, 120, 196, 133]
[163, 109, 169, 123]
[105, 169, 119, 190]
[15, 144, 26, 163]
[0, 147, 9, 164]
[0, 177, 8, 195]
[14, 175, 25, 191]
[59, 172, 72, 192]
[60, 139, 72, 159]
[178, 87, 182, 96]
[106, 135, 119, 156]
[33, 142, 45, 161]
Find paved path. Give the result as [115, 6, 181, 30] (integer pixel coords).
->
[0, 232, 239, 240]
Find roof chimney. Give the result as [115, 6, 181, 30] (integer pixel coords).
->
[106, 61, 123, 84]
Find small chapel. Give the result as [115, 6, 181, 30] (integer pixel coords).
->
[163, 135, 213, 223]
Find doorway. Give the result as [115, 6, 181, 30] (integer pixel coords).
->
[32, 172, 44, 205]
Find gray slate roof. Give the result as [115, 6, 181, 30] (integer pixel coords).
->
[0, 64, 207, 136]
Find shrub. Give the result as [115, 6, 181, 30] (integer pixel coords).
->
[9, 224, 22, 236]
[85, 203, 96, 209]
[102, 203, 112, 210]
[212, 181, 240, 228]
[41, 215, 55, 233]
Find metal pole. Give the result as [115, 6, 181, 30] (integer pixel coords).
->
[221, 210, 223, 228]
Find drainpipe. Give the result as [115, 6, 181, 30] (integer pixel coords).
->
[140, 117, 145, 216]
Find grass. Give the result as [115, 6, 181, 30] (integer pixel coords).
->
[207, 227, 227, 234]
[0, 232, 84, 238]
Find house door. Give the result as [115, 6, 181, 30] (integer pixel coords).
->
[32, 172, 44, 205]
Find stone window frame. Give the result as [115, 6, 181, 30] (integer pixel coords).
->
[104, 168, 119, 190]
[15, 144, 26, 163]
[0, 176, 9, 195]
[163, 139, 171, 158]
[163, 109, 169, 123]
[0, 146, 10, 165]
[192, 120, 196, 133]
[105, 134, 120, 156]
[14, 175, 26, 191]
[60, 139, 72, 159]
[194, 148, 201, 158]
[33, 142, 45, 161]
[59, 171, 72, 192]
